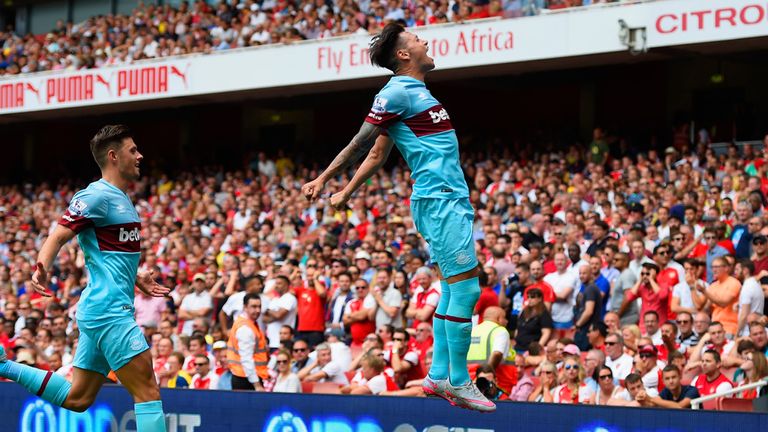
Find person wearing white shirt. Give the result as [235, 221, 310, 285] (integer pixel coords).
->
[735, 260, 765, 336]
[604, 333, 634, 381]
[262, 275, 297, 350]
[628, 240, 654, 279]
[371, 270, 403, 328]
[297, 343, 349, 385]
[273, 350, 301, 393]
[179, 274, 213, 336]
[544, 252, 578, 329]
[342, 354, 391, 395]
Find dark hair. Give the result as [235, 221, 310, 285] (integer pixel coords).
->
[738, 258, 755, 275]
[189, 334, 205, 347]
[393, 327, 410, 341]
[90, 125, 133, 169]
[662, 364, 680, 375]
[243, 292, 261, 306]
[643, 310, 659, 320]
[624, 373, 642, 385]
[275, 274, 291, 285]
[703, 349, 722, 363]
[369, 23, 405, 73]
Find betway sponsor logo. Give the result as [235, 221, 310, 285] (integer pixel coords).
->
[655, 4, 768, 34]
[118, 227, 141, 242]
[429, 108, 450, 123]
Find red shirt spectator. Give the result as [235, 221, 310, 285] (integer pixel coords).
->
[475, 285, 499, 323]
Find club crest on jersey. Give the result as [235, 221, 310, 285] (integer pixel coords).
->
[371, 97, 388, 114]
[456, 250, 472, 266]
[68, 199, 88, 216]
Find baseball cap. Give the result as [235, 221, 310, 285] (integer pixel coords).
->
[638, 344, 658, 356]
[630, 222, 646, 235]
[562, 344, 581, 357]
[212, 341, 227, 351]
[193, 273, 206, 282]
[354, 251, 371, 261]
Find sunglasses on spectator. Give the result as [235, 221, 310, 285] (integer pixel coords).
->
[276, 360, 289, 364]
[640, 272, 650, 276]
[542, 370, 555, 375]
[599, 374, 613, 380]
[704, 236, 715, 240]
[605, 341, 618, 346]
[754, 240, 767, 245]
[639, 353, 654, 359]
[194, 362, 208, 367]
[355, 286, 367, 290]
[564, 364, 578, 370]
[293, 348, 307, 352]
[677, 319, 691, 324]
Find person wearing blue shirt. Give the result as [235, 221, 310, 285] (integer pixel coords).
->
[651, 365, 700, 409]
[1, 125, 170, 432]
[301, 23, 494, 412]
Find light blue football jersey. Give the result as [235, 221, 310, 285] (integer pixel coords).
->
[365, 75, 469, 200]
[60, 179, 141, 321]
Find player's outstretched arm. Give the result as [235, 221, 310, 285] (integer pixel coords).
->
[330, 135, 394, 210]
[302, 122, 382, 201]
[30, 225, 76, 297]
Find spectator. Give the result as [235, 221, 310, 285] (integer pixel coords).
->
[191, 354, 219, 390]
[134, 282, 168, 329]
[343, 278, 377, 348]
[704, 227, 730, 282]
[219, 275, 266, 336]
[272, 349, 301, 393]
[749, 322, 768, 356]
[551, 356, 594, 404]
[636, 344, 663, 397]
[514, 289, 553, 355]
[671, 259, 707, 317]
[590, 366, 627, 405]
[508, 355, 534, 402]
[295, 262, 327, 348]
[342, 353, 396, 395]
[385, 328, 422, 387]
[690, 350, 734, 397]
[735, 348, 768, 399]
[475, 268, 500, 323]
[604, 332, 633, 381]
[468, 306, 515, 393]
[179, 274, 213, 336]
[735, 259, 764, 337]
[405, 267, 439, 328]
[751, 234, 768, 274]
[704, 258, 741, 337]
[587, 322, 607, 352]
[371, 269, 403, 328]
[290, 339, 311, 374]
[607, 373, 648, 407]
[297, 343, 349, 385]
[610, 252, 638, 326]
[528, 361, 558, 402]
[574, 265, 602, 351]
[524, 261, 556, 311]
[675, 312, 699, 349]
[163, 352, 192, 389]
[623, 264, 670, 337]
[544, 252, 578, 332]
[263, 274, 298, 351]
[649, 365, 700, 409]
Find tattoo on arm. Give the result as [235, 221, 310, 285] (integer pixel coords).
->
[321, 123, 381, 181]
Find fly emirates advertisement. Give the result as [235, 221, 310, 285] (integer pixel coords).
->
[1, 0, 766, 115]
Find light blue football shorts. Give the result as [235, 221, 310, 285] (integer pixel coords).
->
[74, 317, 149, 377]
[410, 197, 478, 278]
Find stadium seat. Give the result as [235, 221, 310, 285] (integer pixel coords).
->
[301, 382, 315, 394]
[719, 398, 754, 412]
[702, 398, 720, 410]
[312, 382, 342, 394]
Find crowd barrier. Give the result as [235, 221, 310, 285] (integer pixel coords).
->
[2, 382, 767, 432]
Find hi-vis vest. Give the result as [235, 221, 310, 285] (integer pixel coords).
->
[227, 316, 269, 381]
[467, 320, 517, 392]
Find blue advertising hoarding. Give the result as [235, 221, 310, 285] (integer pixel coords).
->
[2, 382, 767, 432]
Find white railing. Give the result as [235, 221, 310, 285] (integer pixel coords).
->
[690, 378, 768, 410]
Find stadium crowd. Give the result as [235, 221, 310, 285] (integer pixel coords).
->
[1, 0, 625, 76]
[2, 128, 768, 409]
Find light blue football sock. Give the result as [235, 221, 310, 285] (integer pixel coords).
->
[428, 279, 451, 381]
[445, 277, 480, 386]
[135, 400, 167, 432]
[0, 358, 72, 406]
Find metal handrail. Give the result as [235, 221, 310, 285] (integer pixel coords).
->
[690, 378, 768, 410]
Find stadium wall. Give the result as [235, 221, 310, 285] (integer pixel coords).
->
[2, 382, 768, 432]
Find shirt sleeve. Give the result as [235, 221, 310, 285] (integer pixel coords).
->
[363, 294, 377, 309]
[366, 374, 387, 394]
[491, 327, 511, 355]
[364, 85, 410, 130]
[425, 291, 440, 308]
[235, 325, 259, 384]
[59, 188, 107, 233]
[322, 361, 342, 381]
